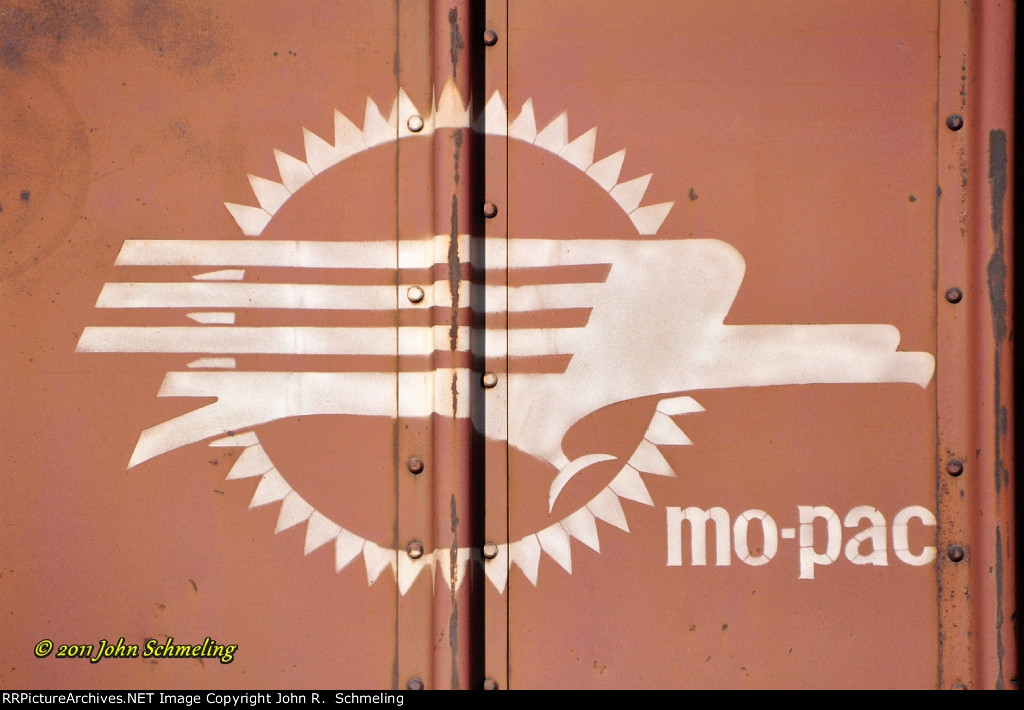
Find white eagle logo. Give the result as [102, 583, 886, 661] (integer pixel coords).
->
[77, 81, 934, 593]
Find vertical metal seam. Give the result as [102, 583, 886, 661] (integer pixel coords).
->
[933, 0, 945, 689]
[502, 0, 511, 689]
[391, 0, 402, 691]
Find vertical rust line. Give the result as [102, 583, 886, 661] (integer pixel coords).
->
[430, 0, 483, 689]
[966, 0, 1016, 690]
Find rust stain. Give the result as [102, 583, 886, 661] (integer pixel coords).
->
[448, 493, 459, 689]
[987, 130, 1008, 345]
[0, 0, 105, 68]
[0, 1, 227, 72]
[959, 57, 967, 111]
[447, 6, 463, 78]
[985, 128, 1008, 689]
[128, 0, 226, 73]
[448, 187, 460, 416]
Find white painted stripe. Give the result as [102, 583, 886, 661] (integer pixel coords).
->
[193, 269, 245, 281]
[186, 357, 236, 369]
[77, 326, 461, 355]
[187, 312, 235, 324]
[114, 237, 626, 270]
[77, 325, 581, 358]
[96, 280, 602, 313]
[98, 283, 397, 310]
[127, 369, 471, 466]
[116, 240, 399, 269]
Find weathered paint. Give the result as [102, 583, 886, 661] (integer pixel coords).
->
[0, 0, 1015, 690]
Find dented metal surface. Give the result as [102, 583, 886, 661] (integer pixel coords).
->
[0, 0, 1016, 690]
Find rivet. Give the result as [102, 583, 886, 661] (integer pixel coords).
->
[482, 542, 499, 560]
[482, 29, 498, 46]
[483, 678, 499, 690]
[407, 115, 424, 133]
[947, 545, 965, 563]
[407, 285, 425, 303]
[407, 457, 424, 475]
[406, 678, 424, 691]
[946, 460, 964, 477]
[945, 287, 962, 304]
[946, 114, 964, 131]
[481, 371, 498, 388]
[482, 201, 498, 219]
[407, 541, 424, 559]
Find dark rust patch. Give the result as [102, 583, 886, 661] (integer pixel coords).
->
[985, 130, 1009, 493]
[449, 493, 459, 688]
[986, 129, 1008, 689]
[447, 6, 464, 78]
[0, 1, 229, 72]
[987, 129, 1008, 343]
[448, 192, 461, 351]
[0, 0, 106, 67]
[128, 0, 226, 73]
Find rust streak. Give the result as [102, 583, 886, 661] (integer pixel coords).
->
[985, 129, 1008, 689]
[447, 6, 464, 78]
[448, 493, 459, 688]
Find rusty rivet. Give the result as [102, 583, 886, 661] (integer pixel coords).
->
[946, 114, 964, 131]
[946, 459, 964, 477]
[482, 542, 499, 560]
[482, 201, 499, 219]
[947, 545, 965, 563]
[407, 541, 424, 559]
[945, 287, 963, 304]
[481, 371, 498, 388]
[407, 115, 424, 133]
[407, 285, 425, 304]
[406, 678, 424, 691]
[483, 678, 499, 690]
[482, 29, 498, 46]
[407, 457, 424, 474]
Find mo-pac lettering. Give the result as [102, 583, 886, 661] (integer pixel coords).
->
[666, 505, 936, 578]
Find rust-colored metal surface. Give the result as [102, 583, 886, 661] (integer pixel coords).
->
[0, 0, 1015, 690]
